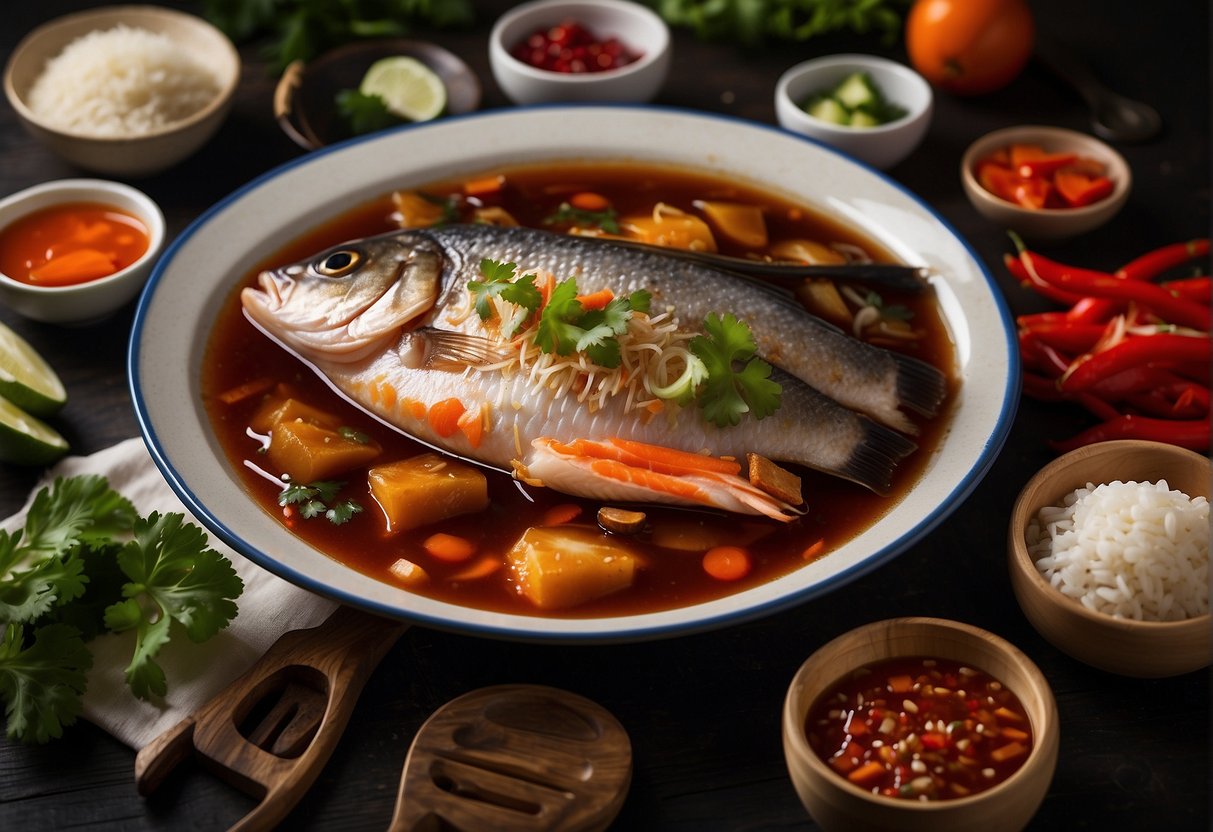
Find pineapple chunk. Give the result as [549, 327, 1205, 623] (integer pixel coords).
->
[368, 453, 489, 533]
[507, 526, 637, 610]
[267, 420, 381, 482]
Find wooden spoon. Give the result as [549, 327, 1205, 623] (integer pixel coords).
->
[389, 684, 632, 832]
[134, 606, 406, 831]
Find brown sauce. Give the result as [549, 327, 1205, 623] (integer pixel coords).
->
[201, 162, 957, 617]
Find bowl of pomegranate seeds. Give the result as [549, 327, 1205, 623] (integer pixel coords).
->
[489, 0, 671, 105]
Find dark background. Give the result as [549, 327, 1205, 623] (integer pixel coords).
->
[1, 1, 1208, 828]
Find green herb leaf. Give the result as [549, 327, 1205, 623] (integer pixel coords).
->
[325, 501, 363, 525]
[864, 290, 913, 321]
[534, 279, 584, 356]
[104, 513, 242, 699]
[647, 0, 909, 46]
[0, 623, 91, 743]
[336, 89, 404, 136]
[542, 202, 621, 234]
[338, 426, 370, 444]
[690, 313, 782, 427]
[468, 260, 542, 324]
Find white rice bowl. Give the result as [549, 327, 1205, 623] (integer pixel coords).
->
[1027, 480, 1210, 621]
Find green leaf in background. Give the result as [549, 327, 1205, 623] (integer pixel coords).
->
[336, 90, 405, 136]
[645, 0, 909, 46]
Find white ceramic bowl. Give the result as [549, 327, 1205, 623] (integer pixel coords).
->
[961, 125, 1131, 241]
[130, 107, 1016, 641]
[0, 179, 165, 325]
[4, 5, 240, 177]
[775, 54, 933, 170]
[489, 0, 671, 105]
[1008, 440, 1211, 677]
[783, 617, 1058, 832]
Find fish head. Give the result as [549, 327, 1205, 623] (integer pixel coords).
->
[241, 230, 443, 363]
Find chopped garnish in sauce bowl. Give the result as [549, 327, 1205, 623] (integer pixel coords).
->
[805, 656, 1034, 801]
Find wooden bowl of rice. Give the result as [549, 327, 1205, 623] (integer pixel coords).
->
[3, 5, 240, 177]
[1008, 440, 1211, 678]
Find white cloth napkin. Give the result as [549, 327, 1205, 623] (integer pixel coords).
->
[2, 437, 338, 750]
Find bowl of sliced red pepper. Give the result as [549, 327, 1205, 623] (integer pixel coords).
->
[1009, 239, 1210, 453]
[961, 125, 1130, 240]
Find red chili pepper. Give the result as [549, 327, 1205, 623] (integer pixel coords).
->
[1016, 311, 1069, 328]
[1021, 321, 1108, 354]
[1161, 276, 1212, 305]
[1115, 239, 1211, 281]
[1061, 334, 1212, 391]
[1050, 415, 1211, 453]
[1018, 331, 1071, 377]
[1004, 252, 1085, 305]
[1026, 251, 1210, 330]
[1076, 392, 1122, 421]
[1021, 372, 1063, 400]
[1086, 365, 1187, 399]
[1065, 296, 1122, 324]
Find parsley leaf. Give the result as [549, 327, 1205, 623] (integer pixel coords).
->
[0, 623, 91, 743]
[278, 481, 363, 526]
[0, 477, 244, 741]
[534, 279, 584, 357]
[543, 202, 621, 234]
[690, 313, 782, 427]
[535, 283, 651, 369]
[104, 513, 242, 699]
[467, 260, 542, 327]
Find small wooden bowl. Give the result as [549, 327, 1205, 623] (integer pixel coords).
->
[274, 39, 481, 150]
[783, 617, 1058, 832]
[1008, 440, 1211, 678]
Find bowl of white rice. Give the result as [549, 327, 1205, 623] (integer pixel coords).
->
[1008, 440, 1211, 678]
[4, 5, 240, 177]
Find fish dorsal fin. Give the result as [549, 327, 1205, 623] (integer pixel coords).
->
[348, 247, 442, 342]
[398, 327, 507, 371]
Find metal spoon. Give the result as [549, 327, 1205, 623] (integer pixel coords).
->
[1035, 36, 1162, 143]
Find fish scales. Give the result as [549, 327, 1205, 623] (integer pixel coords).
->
[424, 224, 945, 434]
[241, 225, 929, 513]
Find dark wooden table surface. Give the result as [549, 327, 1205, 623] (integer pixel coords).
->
[1, 1, 1208, 829]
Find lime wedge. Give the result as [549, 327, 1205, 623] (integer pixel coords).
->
[0, 395, 68, 466]
[0, 323, 66, 417]
[360, 56, 447, 122]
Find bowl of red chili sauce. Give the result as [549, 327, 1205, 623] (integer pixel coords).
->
[0, 178, 165, 324]
[782, 617, 1058, 832]
[488, 0, 670, 105]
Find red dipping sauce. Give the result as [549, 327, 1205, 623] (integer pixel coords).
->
[805, 656, 1034, 801]
[511, 19, 640, 73]
[0, 202, 150, 287]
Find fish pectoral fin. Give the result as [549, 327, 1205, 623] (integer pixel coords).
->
[399, 327, 507, 371]
[524, 437, 801, 521]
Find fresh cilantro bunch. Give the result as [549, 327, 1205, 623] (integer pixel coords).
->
[468, 260, 543, 334]
[535, 280, 652, 369]
[0, 476, 243, 743]
[691, 313, 782, 427]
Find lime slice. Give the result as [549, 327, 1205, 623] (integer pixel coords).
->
[360, 56, 447, 122]
[0, 395, 68, 466]
[0, 323, 66, 417]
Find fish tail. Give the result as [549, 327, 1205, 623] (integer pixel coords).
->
[842, 419, 918, 495]
[895, 353, 947, 420]
[524, 438, 801, 521]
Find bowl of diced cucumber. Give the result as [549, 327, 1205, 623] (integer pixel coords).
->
[775, 54, 932, 170]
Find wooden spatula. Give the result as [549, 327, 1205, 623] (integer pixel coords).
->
[389, 684, 632, 832]
[134, 606, 406, 831]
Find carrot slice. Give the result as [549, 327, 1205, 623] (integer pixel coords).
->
[575, 288, 615, 311]
[456, 405, 484, 448]
[427, 397, 465, 437]
[801, 538, 826, 560]
[423, 532, 477, 563]
[464, 175, 505, 197]
[542, 503, 583, 525]
[449, 554, 501, 582]
[703, 546, 751, 581]
[217, 377, 274, 406]
[570, 191, 610, 212]
[847, 760, 886, 786]
[609, 438, 742, 475]
[29, 249, 117, 285]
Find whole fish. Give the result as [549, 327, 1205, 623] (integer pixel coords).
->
[241, 226, 931, 518]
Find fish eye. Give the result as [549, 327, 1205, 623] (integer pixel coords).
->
[316, 250, 361, 276]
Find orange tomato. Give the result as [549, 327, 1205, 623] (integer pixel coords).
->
[906, 0, 1034, 96]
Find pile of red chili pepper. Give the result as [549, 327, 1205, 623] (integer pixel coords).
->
[1008, 237, 1211, 452]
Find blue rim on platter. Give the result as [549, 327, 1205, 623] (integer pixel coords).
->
[129, 104, 1018, 643]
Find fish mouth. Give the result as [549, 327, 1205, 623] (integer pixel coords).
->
[240, 270, 289, 324]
